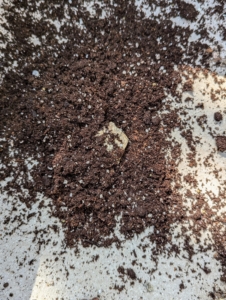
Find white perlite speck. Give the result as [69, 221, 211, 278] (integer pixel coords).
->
[32, 70, 40, 77]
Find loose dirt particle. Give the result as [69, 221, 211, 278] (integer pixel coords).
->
[127, 268, 136, 280]
[216, 136, 226, 152]
[214, 112, 223, 122]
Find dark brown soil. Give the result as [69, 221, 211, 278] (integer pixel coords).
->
[3, 283, 9, 288]
[127, 268, 136, 280]
[176, 1, 199, 21]
[216, 136, 226, 152]
[214, 112, 223, 122]
[0, 0, 187, 249]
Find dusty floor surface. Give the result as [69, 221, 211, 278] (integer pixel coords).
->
[1, 0, 226, 299]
